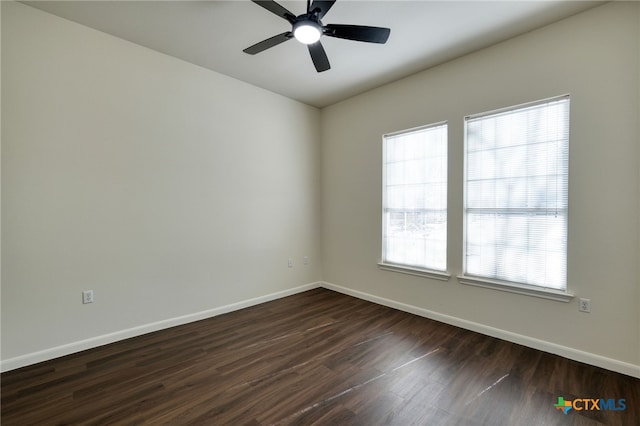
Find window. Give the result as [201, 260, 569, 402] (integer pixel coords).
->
[381, 122, 447, 274]
[463, 95, 570, 292]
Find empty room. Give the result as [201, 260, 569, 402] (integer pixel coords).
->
[1, 0, 639, 424]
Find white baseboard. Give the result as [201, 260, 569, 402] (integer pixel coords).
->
[4, 280, 638, 379]
[320, 281, 640, 379]
[1, 282, 322, 372]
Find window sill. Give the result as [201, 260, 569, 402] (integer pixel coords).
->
[456, 275, 574, 302]
[378, 263, 451, 281]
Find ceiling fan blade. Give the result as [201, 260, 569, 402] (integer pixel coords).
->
[251, 0, 296, 24]
[308, 41, 330, 72]
[324, 24, 390, 44]
[243, 32, 293, 55]
[309, 0, 336, 19]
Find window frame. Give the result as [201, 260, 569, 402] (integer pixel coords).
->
[379, 121, 450, 281]
[458, 95, 573, 302]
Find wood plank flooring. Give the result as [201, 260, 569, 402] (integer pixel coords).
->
[2, 288, 639, 425]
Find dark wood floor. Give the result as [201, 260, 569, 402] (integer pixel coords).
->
[2, 288, 638, 425]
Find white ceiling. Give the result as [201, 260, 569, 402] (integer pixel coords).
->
[23, 0, 603, 108]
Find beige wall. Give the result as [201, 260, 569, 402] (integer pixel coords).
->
[321, 2, 639, 374]
[1, 2, 321, 365]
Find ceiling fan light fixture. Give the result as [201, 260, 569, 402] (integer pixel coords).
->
[293, 20, 322, 44]
[244, 0, 391, 73]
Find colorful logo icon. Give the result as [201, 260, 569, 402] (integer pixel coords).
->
[554, 397, 626, 415]
[554, 397, 573, 414]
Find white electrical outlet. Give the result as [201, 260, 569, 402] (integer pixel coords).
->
[288, 258, 293, 268]
[579, 298, 591, 313]
[303, 256, 309, 265]
[82, 290, 94, 304]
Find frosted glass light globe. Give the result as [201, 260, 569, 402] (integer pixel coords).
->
[293, 22, 322, 44]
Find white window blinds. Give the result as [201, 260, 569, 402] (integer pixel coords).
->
[382, 123, 447, 272]
[464, 96, 570, 290]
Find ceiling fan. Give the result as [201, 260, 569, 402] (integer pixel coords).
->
[243, 0, 391, 72]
